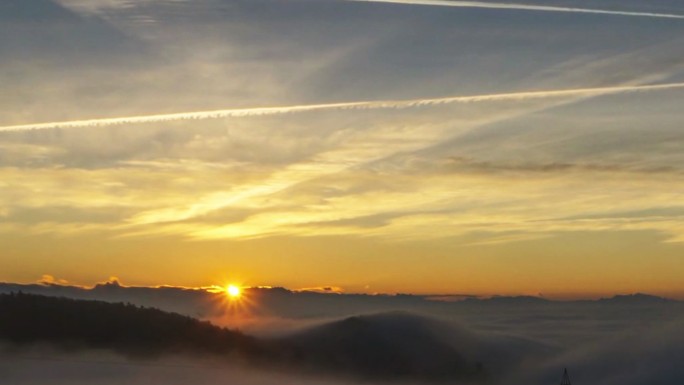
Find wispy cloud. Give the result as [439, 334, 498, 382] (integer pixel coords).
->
[346, 0, 684, 19]
[2, 82, 684, 132]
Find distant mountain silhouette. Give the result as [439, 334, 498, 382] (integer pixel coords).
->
[462, 295, 551, 305]
[597, 293, 677, 304]
[0, 282, 679, 322]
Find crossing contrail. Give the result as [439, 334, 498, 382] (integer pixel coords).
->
[3, 82, 684, 132]
[345, 0, 684, 19]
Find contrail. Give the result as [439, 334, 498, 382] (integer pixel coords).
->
[345, 0, 684, 19]
[3, 82, 684, 132]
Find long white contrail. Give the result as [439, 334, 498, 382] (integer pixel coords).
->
[345, 0, 684, 19]
[3, 82, 684, 132]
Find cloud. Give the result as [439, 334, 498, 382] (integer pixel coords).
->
[345, 0, 684, 19]
[2, 0, 684, 293]
[2, 82, 684, 132]
[511, 317, 684, 385]
[3, 55, 670, 240]
[442, 156, 682, 175]
[0, 349, 363, 385]
[37, 275, 70, 286]
[295, 286, 345, 294]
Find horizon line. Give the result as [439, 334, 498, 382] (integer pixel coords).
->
[2, 279, 681, 301]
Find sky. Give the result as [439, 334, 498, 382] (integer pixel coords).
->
[2, 0, 684, 298]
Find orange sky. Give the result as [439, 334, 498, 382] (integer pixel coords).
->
[2, 0, 684, 300]
[3, 226, 684, 299]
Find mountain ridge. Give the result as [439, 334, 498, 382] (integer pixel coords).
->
[0, 293, 500, 382]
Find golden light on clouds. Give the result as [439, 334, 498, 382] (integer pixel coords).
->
[2, 0, 684, 299]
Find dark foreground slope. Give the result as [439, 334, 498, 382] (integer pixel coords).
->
[0, 292, 264, 358]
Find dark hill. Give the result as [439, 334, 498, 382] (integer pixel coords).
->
[0, 292, 264, 359]
[277, 312, 486, 381]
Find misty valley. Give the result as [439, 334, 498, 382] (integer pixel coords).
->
[2, 285, 684, 384]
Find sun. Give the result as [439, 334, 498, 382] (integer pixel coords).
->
[226, 284, 241, 299]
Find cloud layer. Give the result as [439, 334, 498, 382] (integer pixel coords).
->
[1, 0, 684, 295]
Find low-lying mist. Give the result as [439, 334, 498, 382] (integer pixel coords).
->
[0, 348, 362, 385]
[3, 291, 684, 385]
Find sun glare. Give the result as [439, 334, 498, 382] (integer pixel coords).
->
[226, 284, 241, 298]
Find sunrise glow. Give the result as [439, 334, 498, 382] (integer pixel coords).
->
[226, 285, 241, 299]
[3, 1, 684, 383]
[2, 0, 684, 300]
